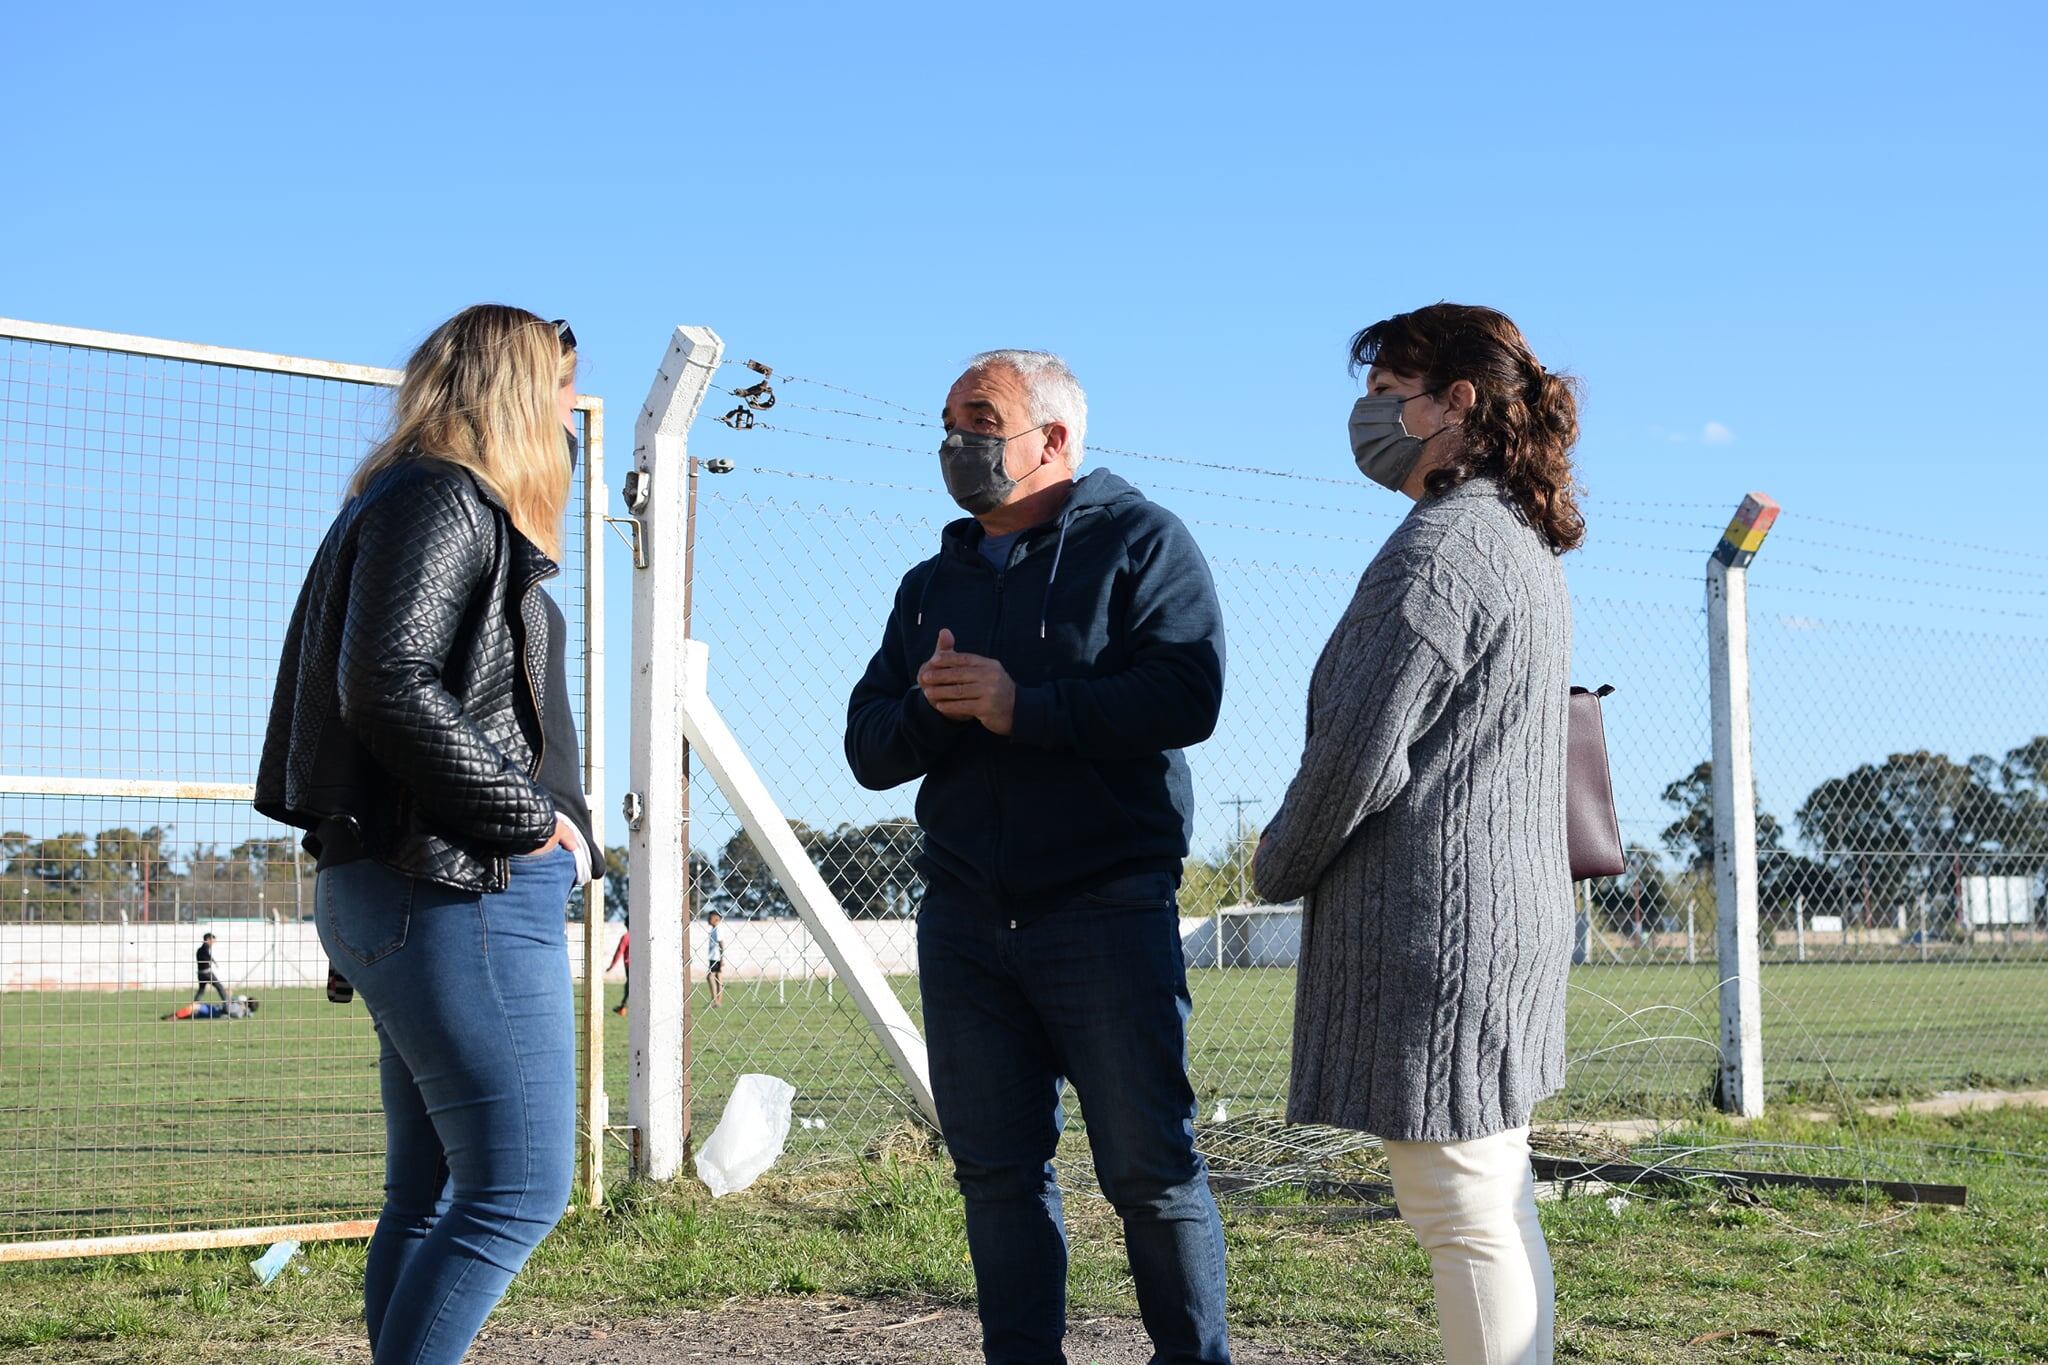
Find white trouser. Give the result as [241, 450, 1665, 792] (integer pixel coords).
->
[1383, 1125, 1554, 1365]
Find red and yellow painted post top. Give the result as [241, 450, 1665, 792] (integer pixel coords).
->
[1712, 492, 1779, 568]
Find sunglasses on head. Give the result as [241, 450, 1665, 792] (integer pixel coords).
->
[550, 318, 577, 352]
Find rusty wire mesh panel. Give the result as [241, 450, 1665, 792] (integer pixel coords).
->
[0, 328, 600, 1246]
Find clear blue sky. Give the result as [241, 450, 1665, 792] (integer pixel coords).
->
[5, 1, 2044, 859]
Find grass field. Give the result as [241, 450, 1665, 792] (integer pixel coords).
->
[4, 962, 2048, 1241]
[687, 960, 2048, 1131]
[4, 1105, 2048, 1363]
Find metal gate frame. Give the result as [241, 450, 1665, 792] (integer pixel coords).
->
[0, 317, 609, 1260]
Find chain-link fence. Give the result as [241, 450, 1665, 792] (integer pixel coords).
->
[0, 320, 609, 1255]
[1744, 611, 2048, 1104]
[681, 493, 940, 1152]
[670, 359, 2048, 1159]
[9, 317, 2038, 1242]
[677, 489, 1725, 1146]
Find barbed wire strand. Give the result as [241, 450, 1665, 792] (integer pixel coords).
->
[775, 400, 937, 430]
[716, 363, 2048, 575]
[717, 468, 2048, 608]
[779, 373, 931, 418]
[1768, 527, 2048, 583]
[714, 390, 1731, 510]
[703, 483, 1708, 585]
[1766, 557, 2048, 600]
[711, 372, 2048, 604]
[741, 407, 1751, 537]
[1784, 511, 2048, 565]
[1748, 579, 2044, 623]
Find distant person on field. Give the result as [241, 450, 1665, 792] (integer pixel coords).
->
[846, 350, 1232, 1364]
[704, 910, 724, 1007]
[608, 926, 629, 1015]
[162, 994, 259, 1021]
[256, 305, 599, 1365]
[1255, 304, 1583, 1365]
[193, 932, 228, 1002]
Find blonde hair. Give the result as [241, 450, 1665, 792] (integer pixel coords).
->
[349, 304, 576, 561]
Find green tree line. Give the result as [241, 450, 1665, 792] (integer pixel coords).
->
[1, 829, 304, 923]
[17, 733, 2042, 930]
[1592, 735, 2048, 942]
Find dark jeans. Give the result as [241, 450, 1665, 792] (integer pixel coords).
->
[315, 847, 577, 1365]
[918, 871, 1231, 1365]
[194, 974, 227, 1002]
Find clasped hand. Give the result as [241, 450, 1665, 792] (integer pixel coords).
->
[917, 628, 1017, 735]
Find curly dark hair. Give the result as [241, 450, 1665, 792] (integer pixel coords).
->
[1349, 303, 1585, 553]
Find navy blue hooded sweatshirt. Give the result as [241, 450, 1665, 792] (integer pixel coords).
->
[845, 469, 1225, 909]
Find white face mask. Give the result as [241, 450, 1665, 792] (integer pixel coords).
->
[1347, 390, 1445, 491]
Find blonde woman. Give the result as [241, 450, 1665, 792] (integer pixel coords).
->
[256, 305, 597, 1364]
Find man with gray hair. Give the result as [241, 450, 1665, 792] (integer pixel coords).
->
[847, 351, 1232, 1363]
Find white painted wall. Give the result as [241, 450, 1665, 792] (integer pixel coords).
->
[0, 912, 1309, 991]
[0, 918, 922, 991]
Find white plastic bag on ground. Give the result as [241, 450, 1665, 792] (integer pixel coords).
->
[694, 1073, 797, 1197]
[249, 1239, 299, 1285]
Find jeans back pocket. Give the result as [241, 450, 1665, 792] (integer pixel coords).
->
[316, 861, 415, 966]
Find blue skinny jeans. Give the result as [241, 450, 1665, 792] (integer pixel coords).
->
[314, 847, 577, 1364]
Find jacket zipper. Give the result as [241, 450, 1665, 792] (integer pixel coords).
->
[987, 554, 1009, 907]
[517, 550, 564, 772]
[520, 583, 551, 778]
[951, 528, 1035, 916]
[508, 558, 560, 884]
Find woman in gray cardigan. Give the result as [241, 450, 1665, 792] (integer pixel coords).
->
[1254, 304, 1583, 1365]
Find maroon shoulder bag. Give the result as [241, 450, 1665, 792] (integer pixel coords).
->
[1567, 685, 1624, 881]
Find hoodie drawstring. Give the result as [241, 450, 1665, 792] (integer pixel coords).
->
[1039, 517, 1071, 640]
[923, 494, 1084, 635]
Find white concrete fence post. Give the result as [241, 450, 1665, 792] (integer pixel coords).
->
[1707, 492, 1779, 1118]
[626, 325, 725, 1180]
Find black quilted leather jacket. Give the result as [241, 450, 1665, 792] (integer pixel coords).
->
[256, 456, 561, 893]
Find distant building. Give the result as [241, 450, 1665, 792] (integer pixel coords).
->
[1180, 904, 1301, 968]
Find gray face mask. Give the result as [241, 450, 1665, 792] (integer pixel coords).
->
[938, 423, 1046, 515]
[1348, 390, 1442, 491]
[565, 427, 580, 475]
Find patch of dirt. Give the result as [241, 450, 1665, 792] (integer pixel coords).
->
[463, 1296, 1347, 1363]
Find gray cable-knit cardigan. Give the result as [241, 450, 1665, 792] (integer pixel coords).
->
[1252, 476, 1573, 1144]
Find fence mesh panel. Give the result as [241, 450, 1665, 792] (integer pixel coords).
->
[10, 323, 2043, 1233]
[675, 395, 2048, 1160]
[681, 495, 936, 1153]
[676, 485, 1732, 1150]
[0, 330, 603, 1245]
[1745, 610, 2048, 1103]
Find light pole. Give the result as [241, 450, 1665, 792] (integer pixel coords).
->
[1218, 796, 1260, 969]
